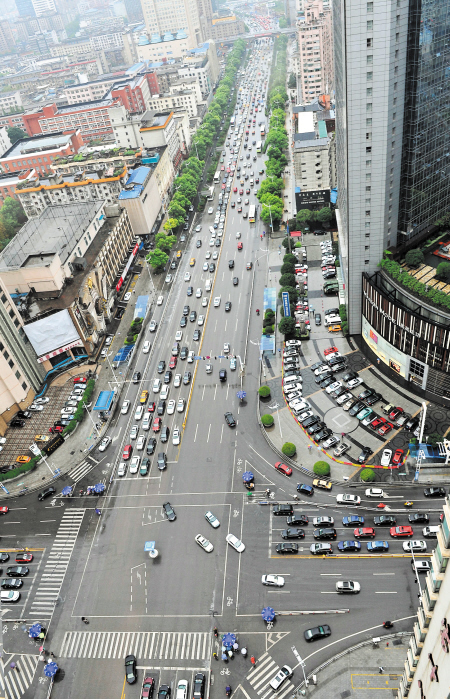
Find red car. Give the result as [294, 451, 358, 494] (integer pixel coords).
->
[378, 422, 393, 436]
[354, 527, 375, 539]
[233, 187, 237, 192]
[238, 206, 242, 213]
[246, 188, 250, 194]
[237, 242, 243, 250]
[16, 552, 33, 563]
[148, 402, 156, 413]
[52, 425, 64, 433]
[389, 407, 404, 420]
[221, 183, 226, 189]
[0, 506, 8, 515]
[370, 417, 386, 430]
[153, 417, 161, 432]
[142, 677, 155, 699]
[324, 346, 338, 356]
[123, 444, 132, 460]
[73, 376, 87, 385]
[169, 356, 177, 369]
[221, 165, 225, 171]
[255, 178, 259, 183]
[392, 448, 404, 465]
[390, 526, 413, 538]
[274, 462, 293, 477]
[239, 189, 244, 195]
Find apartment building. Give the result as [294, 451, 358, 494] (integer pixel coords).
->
[0, 131, 84, 176]
[0, 91, 23, 117]
[0, 22, 15, 56]
[118, 165, 162, 237]
[89, 33, 124, 51]
[63, 75, 125, 104]
[0, 115, 27, 132]
[141, 0, 202, 47]
[23, 99, 119, 140]
[298, 0, 333, 102]
[0, 170, 36, 208]
[0, 129, 12, 158]
[147, 86, 202, 118]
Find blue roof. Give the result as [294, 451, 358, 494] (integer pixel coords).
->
[113, 345, 135, 363]
[134, 295, 149, 319]
[118, 167, 151, 200]
[126, 62, 145, 74]
[126, 167, 149, 185]
[93, 390, 115, 411]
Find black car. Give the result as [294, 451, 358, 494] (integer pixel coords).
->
[183, 371, 191, 385]
[405, 417, 419, 431]
[311, 362, 324, 371]
[147, 438, 157, 455]
[315, 372, 333, 385]
[180, 316, 187, 328]
[209, 263, 216, 272]
[164, 370, 172, 384]
[189, 311, 197, 322]
[157, 400, 166, 416]
[276, 543, 299, 554]
[16, 410, 32, 419]
[193, 673, 206, 699]
[1, 578, 22, 590]
[157, 360, 166, 374]
[358, 388, 375, 400]
[157, 453, 167, 470]
[233, 277, 239, 286]
[132, 372, 141, 384]
[125, 655, 137, 684]
[0, 553, 9, 563]
[304, 625, 331, 642]
[409, 513, 429, 523]
[320, 377, 335, 389]
[287, 514, 309, 526]
[314, 313, 321, 326]
[180, 346, 188, 360]
[170, 260, 177, 270]
[343, 371, 357, 382]
[158, 685, 171, 699]
[183, 305, 190, 316]
[365, 392, 382, 406]
[215, 239, 221, 247]
[140, 457, 150, 475]
[229, 260, 235, 269]
[316, 428, 332, 441]
[10, 418, 25, 428]
[281, 528, 305, 539]
[116, 307, 125, 319]
[313, 528, 337, 540]
[349, 401, 365, 416]
[225, 301, 232, 312]
[308, 421, 326, 435]
[38, 486, 56, 501]
[219, 369, 227, 382]
[7, 566, 29, 577]
[374, 515, 397, 526]
[187, 286, 193, 296]
[160, 426, 169, 443]
[225, 412, 236, 428]
[196, 240, 202, 248]
[302, 416, 320, 429]
[163, 502, 176, 521]
[297, 483, 314, 496]
[424, 487, 446, 497]
[332, 386, 348, 398]
[193, 329, 201, 341]
[358, 446, 373, 463]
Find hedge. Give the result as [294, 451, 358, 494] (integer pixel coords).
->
[259, 386, 271, 398]
[313, 461, 330, 476]
[0, 456, 40, 482]
[360, 468, 375, 482]
[281, 442, 296, 457]
[63, 378, 96, 435]
[261, 414, 274, 427]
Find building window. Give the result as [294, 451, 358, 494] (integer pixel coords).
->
[21, 382, 27, 391]
[15, 370, 20, 380]
[365, 260, 370, 264]
[365, 222, 370, 228]
[366, 186, 371, 192]
[367, 38, 373, 47]
[8, 359, 13, 369]
[366, 103, 372, 112]
[365, 233, 370, 238]
[367, 55, 373, 65]
[366, 88, 372, 96]
[367, 71, 373, 80]
[366, 146, 372, 153]
[366, 159, 372, 166]
[366, 118, 372, 126]
[367, 1, 373, 10]
[366, 210, 371, 216]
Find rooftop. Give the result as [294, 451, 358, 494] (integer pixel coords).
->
[54, 98, 116, 114]
[0, 201, 104, 270]
[294, 137, 329, 149]
[1, 132, 77, 160]
[118, 166, 152, 200]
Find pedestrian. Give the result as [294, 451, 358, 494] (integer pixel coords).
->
[233, 642, 239, 652]
[50, 652, 55, 658]
[241, 648, 247, 658]
[379, 667, 384, 674]
[250, 656, 256, 665]
[213, 652, 218, 661]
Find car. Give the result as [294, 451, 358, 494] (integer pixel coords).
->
[353, 527, 375, 539]
[370, 416, 386, 430]
[333, 443, 350, 457]
[275, 542, 299, 555]
[365, 488, 385, 499]
[225, 412, 236, 428]
[98, 436, 111, 452]
[312, 478, 332, 491]
[117, 463, 127, 477]
[189, 311, 197, 322]
[124, 654, 137, 684]
[408, 513, 429, 524]
[357, 407, 372, 421]
[374, 515, 397, 526]
[365, 392, 382, 406]
[38, 486, 56, 501]
[367, 541, 389, 552]
[183, 372, 191, 385]
[184, 272, 191, 282]
[296, 483, 314, 497]
[424, 486, 446, 498]
[237, 242, 243, 250]
[337, 540, 361, 552]
[326, 381, 341, 394]
[214, 296, 221, 307]
[167, 399, 176, 416]
[272, 462, 293, 478]
[336, 392, 353, 406]
[281, 528, 305, 540]
[358, 446, 373, 464]
[1, 578, 22, 590]
[389, 406, 404, 420]
[1, 591, 20, 603]
[171, 427, 180, 446]
[195, 534, 213, 553]
[390, 525, 414, 538]
[322, 436, 340, 449]
[269, 665, 293, 692]
[142, 677, 155, 699]
[380, 449, 392, 467]
[343, 515, 364, 527]
[132, 371, 141, 384]
[403, 539, 428, 553]
[226, 533, 245, 552]
[130, 456, 140, 474]
[158, 685, 171, 699]
[378, 422, 394, 436]
[162, 502, 176, 521]
[392, 448, 405, 466]
[7, 566, 29, 577]
[304, 625, 331, 642]
[336, 493, 361, 505]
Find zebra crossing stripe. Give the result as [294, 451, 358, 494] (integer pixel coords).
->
[59, 632, 210, 660]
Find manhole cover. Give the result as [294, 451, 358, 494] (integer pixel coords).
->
[341, 691, 351, 698]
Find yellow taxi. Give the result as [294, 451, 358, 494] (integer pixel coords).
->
[190, 257, 196, 267]
[176, 250, 182, 259]
[328, 324, 342, 333]
[312, 478, 332, 491]
[240, 179, 244, 185]
[35, 435, 50, 442]
[16, 455, 31, 464]
[140, 390, 149, 404]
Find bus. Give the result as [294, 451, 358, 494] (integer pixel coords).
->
[206, 186, 214, 201]
[256, 141, 262, 153]
[248, 205, 256, 223]
[260, 124, 265, 137]
[213, 171, 221, 184]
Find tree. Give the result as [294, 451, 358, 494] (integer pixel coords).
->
[167, 202, 186, 224]
[427, 432, 443, 446]
[282, 237, 295, 252]
[405, 248, 424, 268]
[288, 73, 296, 89]
[147, 248, 168, 272]
[296, 209, 313, 225]
[278, 316, 296, 335]
[163, 218, 178, 233]
[156, 234, 176, 253]
[360, 468, 376, 482]
[283, 253, 297, 265]
[256, 177, 283, 199]
[282, 442, 296, 457]
[7, 126, 27, 144]
[266, 129, 288, 151]
[261, 414, 274, 427]
[315, 207, 333, 224]
[1, 197, 26, 225]
[279, 273, 296, 288]
[313, 461, 330, 476]
[436, 261, 450, 281]
[259, 386, 271, 398]
[279, 286, 298, 305]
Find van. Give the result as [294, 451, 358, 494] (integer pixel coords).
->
[324, 315, 341, 327]
[205, 279, 212, 292]
[273, 504, 294, 516]
[283, 375, 300, 386]
[422, 526, 440, 538]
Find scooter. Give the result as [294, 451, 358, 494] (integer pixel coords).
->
[226, 687, 232, 697]
[383, 621, 394, 629]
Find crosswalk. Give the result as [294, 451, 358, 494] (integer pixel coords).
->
[0, 654, 38, 699]
[60, 631, 211, 661]
[68, 456, 99, 484]
[245, 653, 295, 699]
[29, 509, 85, 619]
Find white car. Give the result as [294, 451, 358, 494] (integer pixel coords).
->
[152, 379, 161, 393]
[336, 580, 361, 594]
[149, 320, 157, 332]
[206, 364, 213, 374]
[209, 238, 215, 246]
[175, 330, 183, 342]
[347, 377, 363, 389]
[184, 272, 191, 282]
[129, 456, 140, 474]
[176, 680, 189, 699]
[174, 374, 182, 388]
[136, 435, 146, 450]
[117, 463, 127, 477]
[123, 292, 131, 302]
[177, 398, 185, 413]
[208, 206, 214, 214]
[188, 350, 195, 363]
[98, 436, 111, 452]
[365, 488, 385, 498]
[160, 385, 169, 400]
[196, 288, 202, 298]
[205, 511, 220, 528]
[157, 295, 164, 305]
[121, 400, 130, 414]
[403, 540, 427, 552]
[261, 574, 285, 587]
[380, 449, 392, 467]
[135, 405, 144, 420]
[203, 262, 209, 271]
[212, 251, 218, 260]
[336, 392, 353, 405]
[165, 274, 173, 284]
[313, 515, 334, 526]
[130, 424, 139, 439]
[223, 342, 230, 354]
[143, 341, 151, 353]
[336, 494, 361, 505]
[205, 251, 211, 259]
[226, 533, 245, 552]
[195, 225, 202, 232]
[61, 407, 76, 415]
[198, 315, 205, 326]
[214, 297, 221, 308]
[298, 410, 313, 422]
[333, 443, 350, 457]
[29, 403, 44, 411]
[326, 381, 341, 394]
[33, 397, 49, 405]
[195, 534, 214, 553]
[167, 399, 176, 415]
[172, 428, 181, 445]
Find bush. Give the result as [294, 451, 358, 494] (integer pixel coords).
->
[259, 386, 271, 398]
[261, 413, 274, 427]
[313, 461, 330, 476]
[282, 442, 296, 457]
[436, 261, 450, 281]
[427, 432, 443, 446]
[405, 248, 424, 268]
[265, 308, 275, 320]
[281, 263, 296, 275]
[279, 316, 296, 335]
[360, 468, 376, 482]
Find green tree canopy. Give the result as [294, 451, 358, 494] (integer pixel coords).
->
[163, 218, 178, 233]
[296, 209, 315, 225]
[278, 285, 298, 305]
[405, 248, 424, 268]
[315, 207, 333, 224]
[256, 177, 284, 199]
[436, 261, 450, 281]
[278, 316, 296, 335]
[147, 248, 168, 272]
[7, 126, 27, 144]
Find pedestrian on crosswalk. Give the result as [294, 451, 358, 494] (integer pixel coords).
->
[250, 656, 256, 666]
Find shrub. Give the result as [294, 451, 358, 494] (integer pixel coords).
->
[436, 261, 450, 281]
[427, 432, 443, 446]
[265, 308, 275, 319]
[360, 468, 376, 482]
[280, 263, 296, 275]
[405, 248, 424, 268]
[259, 386, 271, 398]
[261, 413, 274, 427]
[282, 442, 296, 457]
[313, 461, 330, 476]
[279, 316, 296, 335]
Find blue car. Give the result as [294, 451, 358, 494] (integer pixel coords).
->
[337, 540, 361, 552]
[297, 483, 314, 496]
[342, 515, 364, 527]
[367, 540, 389, 552]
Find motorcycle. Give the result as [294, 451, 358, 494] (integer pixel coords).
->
[404, 501, 413, 508]
[226, 687, 232, 697]
[383, 621, 393, 629]
[256, 309, 260, 316]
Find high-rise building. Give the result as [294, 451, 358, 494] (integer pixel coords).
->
[32, 0, 57, 15]
[124, 0, 143, 22]
[0, 22, 15, 55]
[15, 0, 36, 16]
[297, 0, 333, 102]
[141, 0, 202, 46]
